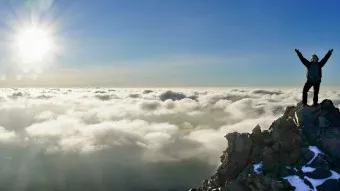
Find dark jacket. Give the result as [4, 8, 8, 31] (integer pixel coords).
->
[296, 51, 332, 83]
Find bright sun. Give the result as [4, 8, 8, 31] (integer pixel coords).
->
[15, 26, 55, 63]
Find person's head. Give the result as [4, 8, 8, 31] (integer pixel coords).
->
[311, 53, 319, 63]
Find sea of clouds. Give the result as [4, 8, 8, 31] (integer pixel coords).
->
[0, 87, 339, 190]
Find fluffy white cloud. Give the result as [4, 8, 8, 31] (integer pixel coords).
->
[0, 87, 339, 190]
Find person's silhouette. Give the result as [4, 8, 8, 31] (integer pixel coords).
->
[295, 49, 333, 106]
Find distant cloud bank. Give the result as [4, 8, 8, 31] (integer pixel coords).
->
[0, 87, 339, 190]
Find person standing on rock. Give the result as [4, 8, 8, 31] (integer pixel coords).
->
[295, 49, 333, 106]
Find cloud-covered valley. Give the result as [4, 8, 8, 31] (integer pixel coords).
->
[0, 87, 340, 190]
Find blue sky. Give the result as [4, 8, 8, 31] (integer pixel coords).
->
[0, 0, 339, 87]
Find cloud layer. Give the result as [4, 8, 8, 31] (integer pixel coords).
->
[0, 87, 339, 190]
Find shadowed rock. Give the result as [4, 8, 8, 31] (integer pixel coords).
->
[189, 99, 340, 191]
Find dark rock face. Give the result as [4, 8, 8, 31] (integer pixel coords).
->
[305, 168, 332, 179]
[301, 147, 314, 165]
[302, 123, 320, 144]
[189, 99, 340, 191]
[221, 182, 246, 191]
[319, 127, 340, 160]
[308, 154, 329, 169]
[218, 133, 253, 182]
[316, 179, 340, 191]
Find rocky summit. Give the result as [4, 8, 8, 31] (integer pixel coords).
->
[189, 99, 340, 191]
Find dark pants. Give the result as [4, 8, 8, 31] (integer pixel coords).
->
[302, 80, 320, 105]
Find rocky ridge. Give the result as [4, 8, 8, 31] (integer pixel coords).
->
[189, 99, 340, 191]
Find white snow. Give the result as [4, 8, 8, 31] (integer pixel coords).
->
[304, 170, 340, 190]
[307, 146, 325, 165]
[330, 170, 340, 179]
[284, 176, 311, 191]
[302, 166, 315, 173]
[253, 162, 263, 174]
[285, 156, 340, 191]
[304, 176, 326, 191]
[294, 112, 300, 126]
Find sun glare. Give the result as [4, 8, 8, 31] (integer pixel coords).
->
[15, 26, 55, 63]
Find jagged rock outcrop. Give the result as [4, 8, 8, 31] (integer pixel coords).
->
[190, 100, 340, 191]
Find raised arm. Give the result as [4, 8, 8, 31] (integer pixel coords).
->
[295, 49, 310, 67]
[319, 49, 333, 67]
